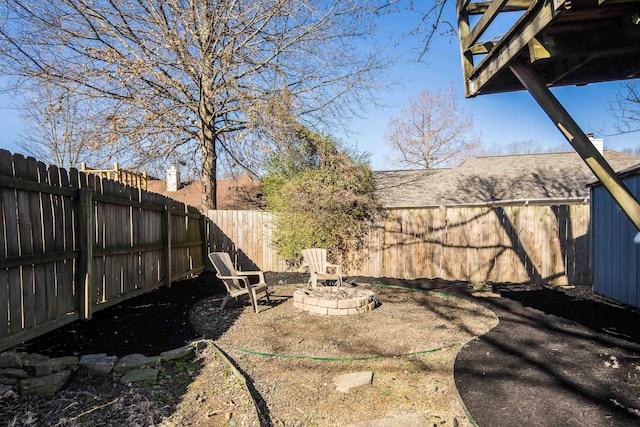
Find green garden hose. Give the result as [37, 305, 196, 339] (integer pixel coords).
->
[215, 281, 485, 426]
[231, 342, 460, 361]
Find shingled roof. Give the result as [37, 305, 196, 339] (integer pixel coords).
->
[375, 150, 640, 208]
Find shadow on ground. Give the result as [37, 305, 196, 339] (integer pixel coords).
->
[17, 272, 228, 357]
[455, 283, 640, 427]
[12, 272, 640, 426]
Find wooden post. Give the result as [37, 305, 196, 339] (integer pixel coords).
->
[164, 206, 172, 288]
[77, 188, 94, 320]
[113, 162, 119, 183]
[201, 214, 209, 271]
[509, 60, 640, 232]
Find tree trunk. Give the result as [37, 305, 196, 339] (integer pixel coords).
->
[199, 118, 217, 211]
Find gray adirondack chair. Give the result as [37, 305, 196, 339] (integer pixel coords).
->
[301, 248, 343, 288]
[209, 252, 270, 313]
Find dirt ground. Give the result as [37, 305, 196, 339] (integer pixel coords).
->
[192, 281, 498, 426]
[3, 271, 640, 426]
[1, 272, 497, 426]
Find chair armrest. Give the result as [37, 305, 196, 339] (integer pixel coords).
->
[216, 274, 250, 287]
[237, 270, 266, 284]
[326, 264, 342, 275]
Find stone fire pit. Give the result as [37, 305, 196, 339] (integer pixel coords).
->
[293, 286, 377, 315]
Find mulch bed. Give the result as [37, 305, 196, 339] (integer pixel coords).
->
[15, 272, 640, 426]
[454, 283, 640, 427]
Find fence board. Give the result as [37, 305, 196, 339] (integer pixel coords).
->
[13, 155, 35, 330]
[0, 152, 9, 338]
[207, 204, 592, 285]
[58, 167, 75, 314]
[1, 154, 22, 335]
[0, 152, 207, 352]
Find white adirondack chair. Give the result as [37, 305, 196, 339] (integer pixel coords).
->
[209, 252, 270, 313]
[301, 248, 343, 288]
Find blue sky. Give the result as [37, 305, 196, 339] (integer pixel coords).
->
[345, 5, 640, 171]
[0, 4, 637, 172]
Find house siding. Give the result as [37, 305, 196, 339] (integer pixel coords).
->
[591, 172, 640, 308]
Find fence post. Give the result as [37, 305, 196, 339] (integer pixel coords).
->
[201, 214, 209, 271]
[164, 206, 172, 288]
[77, 188, 94, 320]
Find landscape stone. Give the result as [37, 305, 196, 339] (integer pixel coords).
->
[2, 368, 29, 379]
[160, 345, 194, 361]
[0, 377, 19, 385]
[120, 368, 159, 384]
[34, 363, 52, 376]
[35, 356, 79, 377]
[114, 354, 161, 374]
[19, 371, 71, 396]
[79, 354, 118, 376]
[23, 353, 49, 369]
[0, 352, 24, 368]
[0, 341, 211, 397]
[333, 371, 374, 393]
[49, 356, 80, 372]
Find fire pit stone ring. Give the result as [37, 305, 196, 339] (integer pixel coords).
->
[293, 286, 377, 315]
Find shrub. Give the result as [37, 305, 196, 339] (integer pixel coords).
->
[262, 126, 382, 265]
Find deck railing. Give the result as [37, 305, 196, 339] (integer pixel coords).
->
[81, 162, 148, 190]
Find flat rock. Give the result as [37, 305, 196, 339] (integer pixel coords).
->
[333, 371, 374, 393]
[0, 377, 18, 385]
[79, 354, 118, 376]
[35, 356, 79, 377]
[114, 354, 161, 374]
[2, 368, 29, 379]
[0, 352, 24, 368]
[160, 345, 194, 361]
[19, 371, 71, 396]
[120, 368, 159, 384]
[23, 353, 49, 368]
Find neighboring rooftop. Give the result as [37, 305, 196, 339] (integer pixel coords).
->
[147, 173, 262, 211]
[375, 150, 640, 208]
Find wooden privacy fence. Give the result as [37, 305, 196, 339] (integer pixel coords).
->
[0, 150, 206, 353]
[207, 209, 288, 273]
[208, 203, 591, 285]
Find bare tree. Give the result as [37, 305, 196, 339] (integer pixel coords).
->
[14, 82, 121, 169]
[373, 0, 453, 61]
[611, 81, 640, 135]
[384, 86, 480, 169]
[0, 0, 389, 210]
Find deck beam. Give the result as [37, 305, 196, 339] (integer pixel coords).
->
[509, 60, 640, 231]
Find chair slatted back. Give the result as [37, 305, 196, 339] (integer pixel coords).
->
[209, 252, 244, 292]
[301, 248, 328, 274]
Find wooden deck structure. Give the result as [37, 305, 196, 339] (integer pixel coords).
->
[81, 162, 148, 190]
[457, 0, 640, 230]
